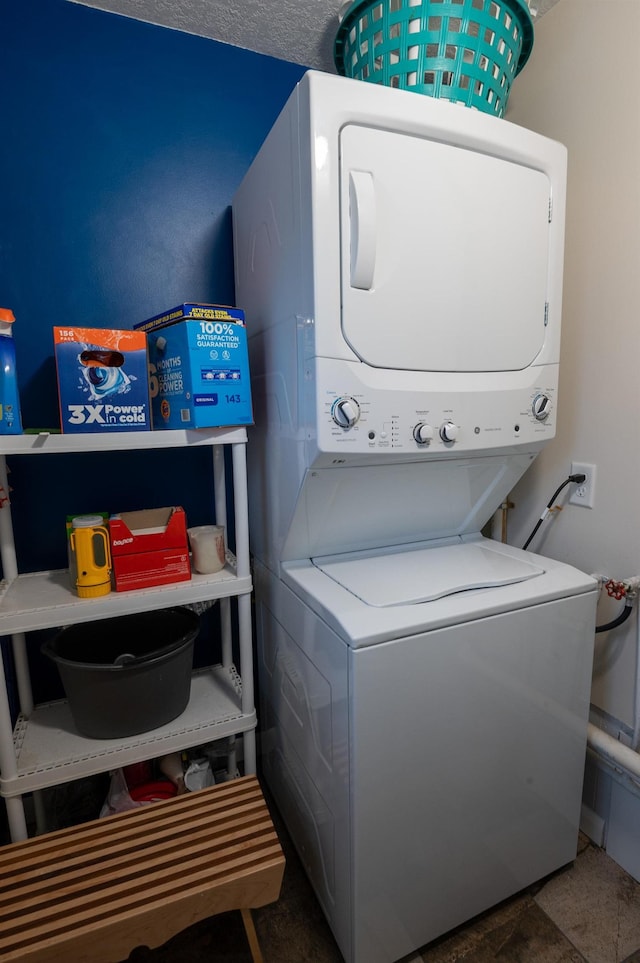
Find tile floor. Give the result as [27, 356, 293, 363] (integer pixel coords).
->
[120, 787, 640, 963]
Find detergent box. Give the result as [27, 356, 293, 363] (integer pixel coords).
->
[134, 304, 253, 430]
[109, 506, 190, 591]
[54, 327, 150, 433]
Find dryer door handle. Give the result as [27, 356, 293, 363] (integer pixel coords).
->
[349, 170, 376, 290]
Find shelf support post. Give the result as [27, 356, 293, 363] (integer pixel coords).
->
[231, 443, 250, 580]
[213, 445, 228, 533]
[0, 455, 17, 583]
[5, 796, 27, 841]
[11, 632, 33, 718]
[0, 630, 28, 840]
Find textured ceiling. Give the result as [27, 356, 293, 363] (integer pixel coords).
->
[68, 0, 563, 71]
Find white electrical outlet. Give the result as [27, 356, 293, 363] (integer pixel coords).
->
[569, 462, 597, 509]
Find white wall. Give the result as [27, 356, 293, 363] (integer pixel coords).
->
[505, 0, 640, 735]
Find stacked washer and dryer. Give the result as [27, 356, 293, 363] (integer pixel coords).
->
[233, 71, 597, 963]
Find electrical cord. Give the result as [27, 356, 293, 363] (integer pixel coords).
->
[522, 472, 587, 551]
[522, 477, 639, 635]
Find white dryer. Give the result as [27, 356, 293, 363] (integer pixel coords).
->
[233, 71, 598, 963]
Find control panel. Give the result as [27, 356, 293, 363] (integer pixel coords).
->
[316, 369, 558, 458]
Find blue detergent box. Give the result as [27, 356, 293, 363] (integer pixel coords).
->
[135, 305, 253, 430]
[53, 327, 150, 433]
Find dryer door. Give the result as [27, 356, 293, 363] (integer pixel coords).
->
[339, 124, 552, 373]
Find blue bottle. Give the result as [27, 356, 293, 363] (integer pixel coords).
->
[0, 308, 23, 434]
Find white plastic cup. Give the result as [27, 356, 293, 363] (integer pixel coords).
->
[187, 525, 225, 574]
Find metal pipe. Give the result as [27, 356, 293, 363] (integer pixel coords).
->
[500, 499, 514, 543]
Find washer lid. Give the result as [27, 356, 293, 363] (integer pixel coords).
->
[312, 540, 544, 607]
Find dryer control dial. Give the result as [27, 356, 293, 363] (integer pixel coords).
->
[332, 397, 361, 429]
[413, 422, 434, 445]
[532, 393, 551, 421]
[440, 422, 459, 443]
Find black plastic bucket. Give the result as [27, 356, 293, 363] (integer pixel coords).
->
[42, 607, 199, 739]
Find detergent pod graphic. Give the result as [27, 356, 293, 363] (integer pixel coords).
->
[79, 348, 130, 401]
[54, 327, 150, 434]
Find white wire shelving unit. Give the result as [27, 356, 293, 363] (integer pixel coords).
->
[0, 428, 256, 841]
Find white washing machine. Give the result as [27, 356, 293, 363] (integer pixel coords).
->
[233, 71, 598, 963]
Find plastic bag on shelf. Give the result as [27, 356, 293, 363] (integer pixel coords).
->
[100, 768, 146, 817]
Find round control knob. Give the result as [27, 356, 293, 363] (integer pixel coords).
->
[332, 397, 360, 429]
[440, 422, 459, 443]
[532, 393, 551, 421]
[413, 422, 434, 445]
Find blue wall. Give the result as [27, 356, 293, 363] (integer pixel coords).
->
[1, 0, 305, 574]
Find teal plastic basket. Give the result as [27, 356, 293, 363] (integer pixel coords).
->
[334, 0, 534, 118]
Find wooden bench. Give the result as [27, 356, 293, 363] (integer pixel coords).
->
[0, 775, 285, 963]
